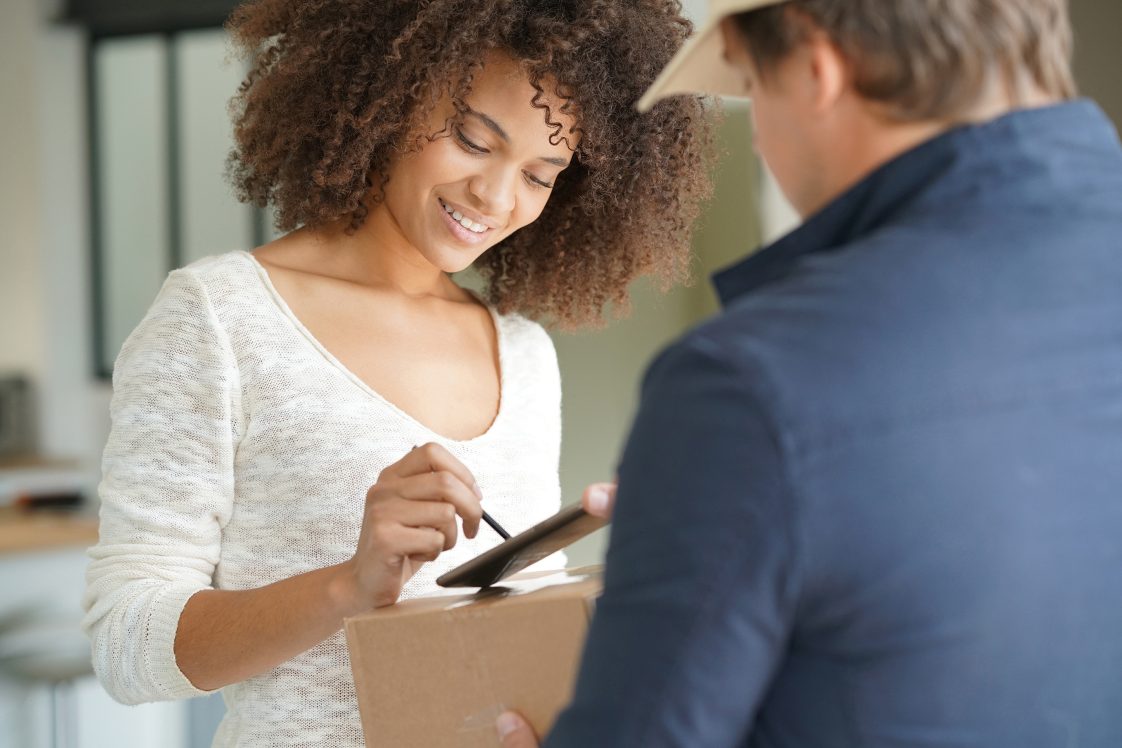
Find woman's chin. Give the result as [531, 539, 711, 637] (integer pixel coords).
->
[426, 245, 489, 275]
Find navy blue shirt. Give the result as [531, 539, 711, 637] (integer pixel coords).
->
[546, 101, 1122, 747]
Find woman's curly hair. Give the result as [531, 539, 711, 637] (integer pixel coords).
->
[226, 0, 715, 328]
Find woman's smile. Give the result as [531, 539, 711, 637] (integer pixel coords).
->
[438, 196, 496, 246]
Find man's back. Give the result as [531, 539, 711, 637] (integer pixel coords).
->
[548, 101, 1122, 747]
[726, 100, 1122, 746]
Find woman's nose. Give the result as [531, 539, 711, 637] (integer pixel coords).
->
[467, 166, 516, 216]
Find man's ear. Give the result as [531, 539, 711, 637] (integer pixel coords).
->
[804, 30, 848, 115]
[718, 17, 755, 82]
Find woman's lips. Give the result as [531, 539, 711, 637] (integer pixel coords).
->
[438, 198, 493, 246]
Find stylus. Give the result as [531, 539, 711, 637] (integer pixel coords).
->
[482, 510, 511, 540]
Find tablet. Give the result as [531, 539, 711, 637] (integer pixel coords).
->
[437, 503, 609, 588]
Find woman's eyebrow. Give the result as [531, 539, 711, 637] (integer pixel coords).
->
[466, 108, 511, 142]
[466, 108, 571, 167]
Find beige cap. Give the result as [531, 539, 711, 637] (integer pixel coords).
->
[637, 0, 788, 112]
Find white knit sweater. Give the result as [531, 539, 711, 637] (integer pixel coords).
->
[82, 250, 565, 747]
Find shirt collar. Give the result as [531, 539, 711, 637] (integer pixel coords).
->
[711, 100, 1114, 306]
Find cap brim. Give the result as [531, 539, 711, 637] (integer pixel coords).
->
[637, 19, 746, 113]
[637, 0, 787, 113]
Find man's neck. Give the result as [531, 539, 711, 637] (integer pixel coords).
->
[808, 85, 1059, 219]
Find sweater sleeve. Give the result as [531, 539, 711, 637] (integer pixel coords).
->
[82, 268, 239, 705]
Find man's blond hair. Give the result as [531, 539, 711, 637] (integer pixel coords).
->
[733, 0, 1076, 121]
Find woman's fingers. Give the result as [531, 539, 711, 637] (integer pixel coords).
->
[374, 496, 460, 551]
[396, 526, 446, 563]
[390, 472, 483, 539]
[366, 520, 446, 560]
[353, 445, 489, 607]
[384, 443, 482, 492]
[373, 444, 484, 538]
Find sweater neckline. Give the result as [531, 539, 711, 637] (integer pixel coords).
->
[236, 250, 508, 446]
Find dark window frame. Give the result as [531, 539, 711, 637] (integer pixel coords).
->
[74, 2, 268, 378]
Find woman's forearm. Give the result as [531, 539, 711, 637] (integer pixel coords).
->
[174, 562, 362, 691]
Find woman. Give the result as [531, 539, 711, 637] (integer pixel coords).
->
[83, 0, 713, 745]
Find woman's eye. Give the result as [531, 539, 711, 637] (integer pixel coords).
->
[524, 173, 554, 189]
[455, 128, 487, 153]
[453, 127, 554, 189]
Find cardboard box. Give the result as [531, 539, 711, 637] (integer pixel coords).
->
[345, 567, 601, 747]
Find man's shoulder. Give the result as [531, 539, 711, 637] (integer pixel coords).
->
[663, 228, 982, 444]
[637, 310, 795, 439]
[682, 203, 1122, 453]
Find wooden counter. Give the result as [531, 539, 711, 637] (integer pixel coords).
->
[0, 508, 99, 556]
[0, 454, 96, 555]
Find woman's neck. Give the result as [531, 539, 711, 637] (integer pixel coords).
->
[306, 209, 459, 300]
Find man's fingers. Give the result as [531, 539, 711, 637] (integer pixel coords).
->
[581, 482, 617, 519]
[496, 711, 539, 748]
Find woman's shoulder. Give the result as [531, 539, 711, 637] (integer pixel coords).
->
[174, 250, 261, 291]
[132, 251, 275, 353]
[457, 283, 553, 355]
[491, 310, 560, 397]
[161, 250, 274, 319]
[115, 253, 258, 373]
[492, 308, 553, 353]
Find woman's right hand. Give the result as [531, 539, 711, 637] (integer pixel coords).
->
[341, 443, 483, 611]
[175, 442, 482, 690]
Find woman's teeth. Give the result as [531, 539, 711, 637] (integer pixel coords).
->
[442, 200, 487, 234]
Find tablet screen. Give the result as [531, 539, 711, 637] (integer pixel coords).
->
[437, 504, 608, 588]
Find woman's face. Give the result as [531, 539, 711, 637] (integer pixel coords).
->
[374, 53, 577, 274]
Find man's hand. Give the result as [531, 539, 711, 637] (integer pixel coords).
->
[581, 481, 616, 518]
[492, 483, 614, 747]
[496, 711, 539, 747]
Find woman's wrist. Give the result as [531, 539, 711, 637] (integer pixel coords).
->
[325, 561, 368, 620]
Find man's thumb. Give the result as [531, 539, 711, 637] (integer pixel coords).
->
[496, 711, 539, 747]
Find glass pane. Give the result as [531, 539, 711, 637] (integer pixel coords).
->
[95, 36, 170, 374]
[176, 29, 254, 265]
